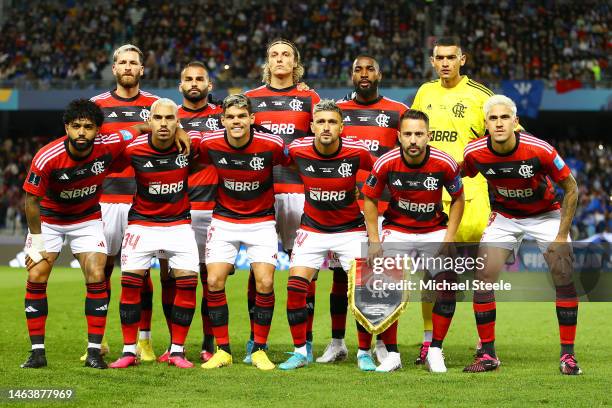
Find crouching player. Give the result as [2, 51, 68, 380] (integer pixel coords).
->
[21, 99, 143, 369]
[462, 95, 581, 374]
[110, 98, 200, 369]
[278, 100, 374, 371]
[363, 109, 464, 372]
[198, 94, 290, 371]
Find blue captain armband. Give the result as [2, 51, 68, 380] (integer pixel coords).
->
[119, 129, 134, 141]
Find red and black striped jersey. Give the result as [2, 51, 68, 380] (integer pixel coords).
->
[198, 129, 290, 223]
[90, 90, 159, 204]
[119, 134, 193, 227]
[337, 96, 409, 158]
[23, 131, 134, 225]
[463, 132, 571, 218]
[363, 146, 463, 233]
[288, 137, 373, 233]
[245, 85, 321, 193]
[337, 96, 409, 214]
[178, 103, 223, 211]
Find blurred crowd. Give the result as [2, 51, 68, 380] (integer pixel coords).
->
[0, 137, 42, 234]
[0, 0, 609, 85]
[555, 140, 612, 240]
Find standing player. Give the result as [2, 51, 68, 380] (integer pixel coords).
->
[317, 55, 409, 364]
[157, 61, 223, 364]
[363, 109, 465, 372]
[199, 95, 290, 371]
[89, 44, 160, 362]
[462, 95, 580, 375]
[410, 37, 494, 364]
[109, 99, 200, 369]
[243, 39, 320, 363]
[278, 100, 374, 371]
[21, 99, 141, 369]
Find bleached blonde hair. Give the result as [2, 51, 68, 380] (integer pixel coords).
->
[484, 94, 517, 118]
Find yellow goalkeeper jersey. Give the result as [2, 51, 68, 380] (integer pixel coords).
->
[412, 75, 492, 200]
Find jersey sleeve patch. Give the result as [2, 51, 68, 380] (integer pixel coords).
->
[365, 173, 378, 188]
[27, 171, 41, 187]
[446, 174, 463, 194]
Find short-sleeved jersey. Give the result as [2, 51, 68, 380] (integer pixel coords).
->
[120, 134, 193, 226]
[337, 96, 408, 158]
[178, 103, 223, 210]
[198, 129, 289, 223]
[245, 85, 321, 193]
[90, 90, 159, 203]
[337, 95, 409, 214]
[288, 137, 373, 233]
[363, 146, 463, 233]
[24, 131, 134, 225]
[411, 76, 492, 200]
[463, 132, 571, 218]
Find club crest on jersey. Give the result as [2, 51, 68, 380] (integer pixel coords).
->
[90, 160, 105, 175]
[518, 164, 534, 178]
[452, 102, 466, 118]
[139, 108, 150, 121]
[249, 156, 265, 171]
[423, 176, 438, 191]
[375, 113, 391, 128]
[289, 98, 303, 112]
[338, 162, 353, 177]
[205, 117, 220, 131]
[175, 154, 189, 168]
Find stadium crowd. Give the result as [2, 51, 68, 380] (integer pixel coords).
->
[0, 0, 609, 85]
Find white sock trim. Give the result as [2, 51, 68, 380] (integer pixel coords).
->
[123, 344, 137, 355]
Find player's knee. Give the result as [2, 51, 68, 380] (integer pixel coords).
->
[256, 277, 274, 293]
[28, 266, 51, 283]
[87, 269, 106, 283]
[207, 274, 225, 291]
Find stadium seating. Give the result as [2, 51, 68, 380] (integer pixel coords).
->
[0, 0, 609, 84]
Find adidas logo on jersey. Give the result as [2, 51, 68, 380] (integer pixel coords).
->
[486, 168, 496, 175]
[144, 161, 154, 168]
[108, 111, 118, 118]
[392, 179, 402, 186]
[59, 173, 69, 180]
[258, 101, 267, 108]
[305, 165, 315, 172]
[25, 306, 39, 313]
[218, 157, 228, 164]
[95, 304, 108, 312]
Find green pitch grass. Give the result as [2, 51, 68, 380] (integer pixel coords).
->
[0, 266, 610, 407]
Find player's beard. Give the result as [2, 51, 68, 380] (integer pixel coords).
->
[69, 137, 94, 152]
[182, 88, 208, 103]
[116, 72, 140, 89]
[354, 79, 379, 100]
[403, 144, 425, 158]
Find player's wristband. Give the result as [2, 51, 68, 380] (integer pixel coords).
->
[25, 234, 45, 263]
